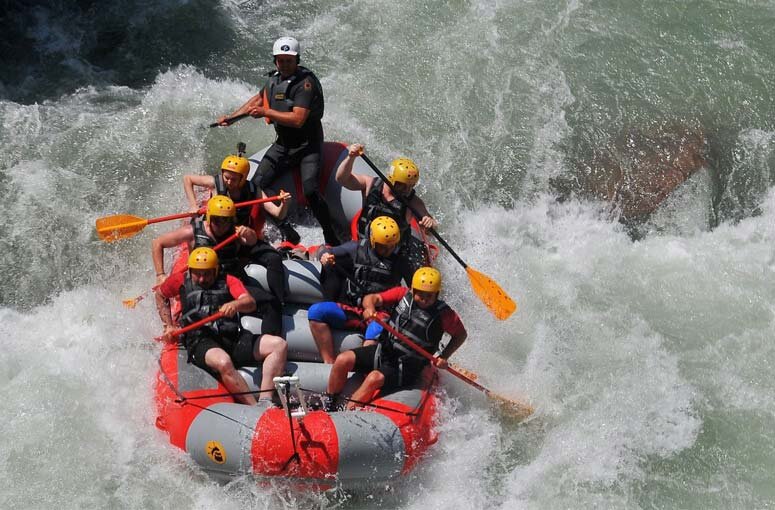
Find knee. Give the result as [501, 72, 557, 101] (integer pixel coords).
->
[263, 334, 288, 357]
[210, 355, 236, 376]
[333, 351, 355, 372]
[364, 370, 385, 388]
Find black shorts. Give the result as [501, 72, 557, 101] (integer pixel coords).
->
[351, 343, 427, 391]
[186, 329, 256, 375]
[252, 142, 322, 197]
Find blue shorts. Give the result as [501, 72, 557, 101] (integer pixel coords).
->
[307, 302, 386, 338]
[364, 321, 384, 340]
[307, 301, 347, 328]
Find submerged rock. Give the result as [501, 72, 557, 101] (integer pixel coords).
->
[553, 124, 709, 223]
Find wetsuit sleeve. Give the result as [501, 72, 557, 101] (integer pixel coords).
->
[225, 275, 249, 299]
[318, 240, 358, 260]
[290, 78, 316, 109]
[378, 287, 410, 307]
[159, 272, 185, 299]
[440, 308, 466, 337]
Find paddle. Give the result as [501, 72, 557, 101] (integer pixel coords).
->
[123, 232, 239, 309]
[96, 195, 281, 242]
[359, 153, 517, 320]
[208, 113, 250, 128]
[155, 311, 225, 342]
[371, 316, 532, 420]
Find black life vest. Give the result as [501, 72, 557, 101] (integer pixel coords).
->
[179, 273, 240, 347]
[357, 179, 415, 240]
[385, 292, 450, 359]
[266, 66, 324, 146]
[214, 174, 260, 229]
[191, 218, 242, 276]
[344, 239, 401, 305]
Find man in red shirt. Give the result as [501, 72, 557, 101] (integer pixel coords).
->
[325, 267, 467, 410]
[155, 247, 287, 406]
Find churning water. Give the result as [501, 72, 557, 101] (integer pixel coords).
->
[1, 0, 774, 508]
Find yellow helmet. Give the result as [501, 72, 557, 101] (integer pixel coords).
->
[369, 216, 401, 248]
[188, 247, 219, 273]
[388, 158, 420, 187]
[412, 267, 441, 293]
[206, 195, 236, 223]
[220, 155, 250, 186]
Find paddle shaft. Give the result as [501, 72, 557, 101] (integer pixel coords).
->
[212, 232, 239, 251]
[209, 113, 250, 128]
[359, 153, 468, 269]
[169, 311, 225, 338]
[157, 195, 281, 223]
[371, 316, 488, 393]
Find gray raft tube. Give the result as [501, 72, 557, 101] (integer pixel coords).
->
[243, 260, 365, 363]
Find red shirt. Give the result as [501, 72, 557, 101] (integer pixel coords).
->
[378, 287, 466, 337]
[158, 271, 249, 300]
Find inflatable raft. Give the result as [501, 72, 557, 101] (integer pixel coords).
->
[154, 142, 440, 488]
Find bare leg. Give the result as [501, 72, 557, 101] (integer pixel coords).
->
[254, 334, 288, 400]
[347, 370, 385, 410]
[310, 320, 336, 364]
[327, 350, 356, 395]
[205, 347, 257, 406]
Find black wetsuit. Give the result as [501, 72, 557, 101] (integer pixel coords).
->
[251, 66, 338, 245]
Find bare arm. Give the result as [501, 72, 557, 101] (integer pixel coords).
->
[335, 143, 372, 192]
[220, 292, 256, 317]
[151, 225, 194, 281]
[223, 92, 263, 121]
[154, 289, 174, 330]
[408, 195, 438, 229]
[260, 189, 292, 219]
[214, 91, 264, 126]
[361, 293, 385, 320]
[250, 104, 310, 128]
[183, 174, 216, 211]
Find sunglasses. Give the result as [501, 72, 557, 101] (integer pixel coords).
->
[210, 216, 234, 226]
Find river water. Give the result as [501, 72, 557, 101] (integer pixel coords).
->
[1, 0, 774, 508]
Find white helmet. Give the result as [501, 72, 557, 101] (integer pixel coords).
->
[273, 37, 300, 56]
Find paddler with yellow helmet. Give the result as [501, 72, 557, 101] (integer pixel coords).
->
[183, 149, 292, 231]
[324, 267, 467, 410]
[154, 247, 287, 406]
[335, 143, 437, 271]
[183, 150, 292, 306]
[151, 195, 285, 337]
[307, 216, 415, 363]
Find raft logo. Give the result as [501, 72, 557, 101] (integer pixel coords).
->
[205, 440, 227, 464]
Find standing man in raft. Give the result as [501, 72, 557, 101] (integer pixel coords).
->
[215, 36, 338, 247]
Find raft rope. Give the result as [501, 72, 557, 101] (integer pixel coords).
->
[279, 381, 301, 472]
[158, 352, 439, 421]
[157, 357, 274, 431]
[297, 370, 439, 417]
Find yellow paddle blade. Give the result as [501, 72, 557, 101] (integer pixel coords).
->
[95, 214, 149, 242]
[122, 296, 143, 309]
[466, 266, 517, 320]
[488, 391, 534, 421]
